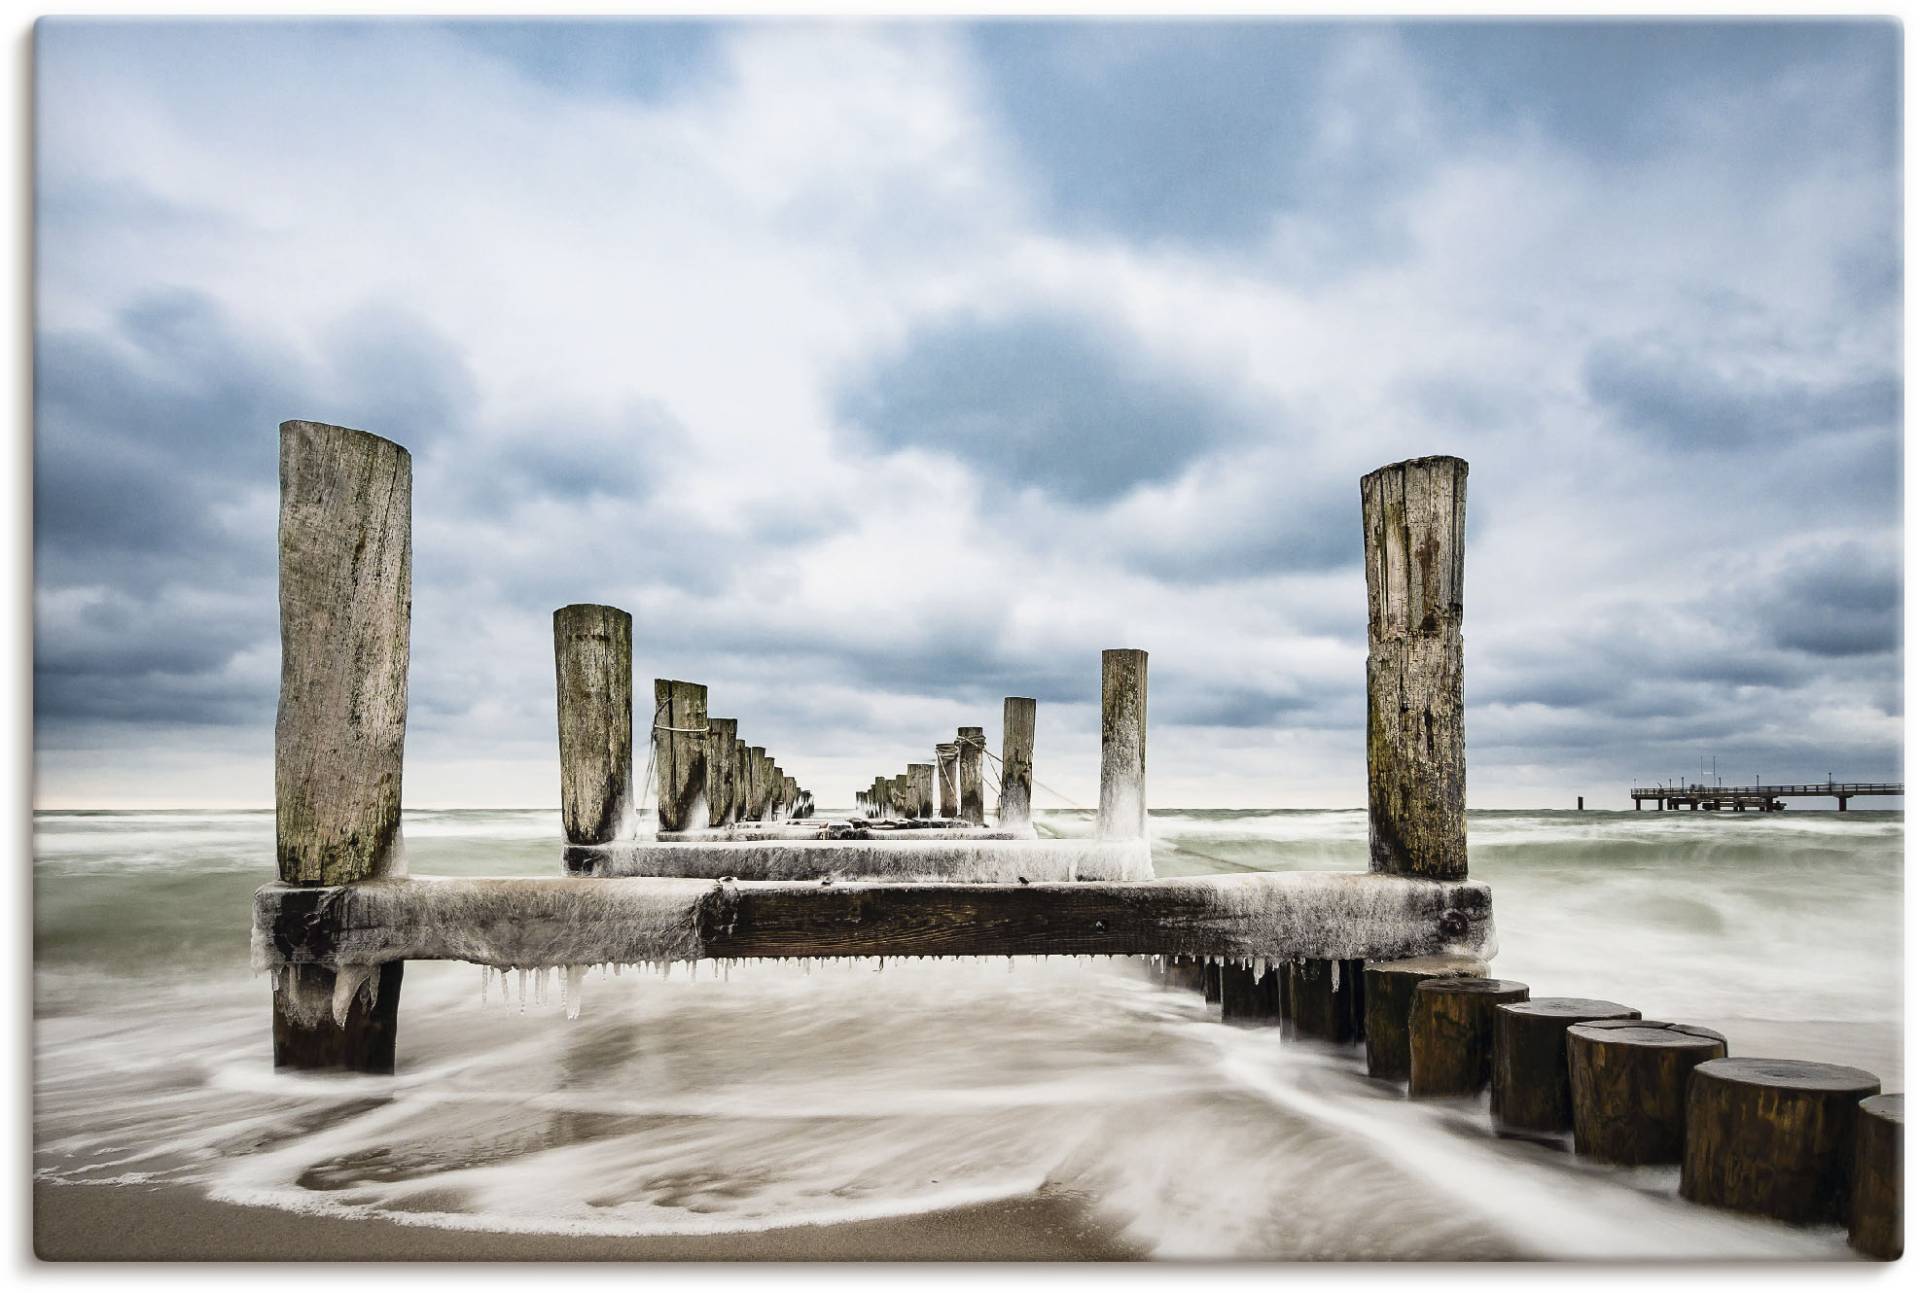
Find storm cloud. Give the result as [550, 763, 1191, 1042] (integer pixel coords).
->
[33, 18, 1902, 809]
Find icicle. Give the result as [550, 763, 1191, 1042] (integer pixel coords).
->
[481, 964, 490, 1005]
[565, 964, 585, 1020]
[1331, 960, 1341, 992]
[517, 968, 527, 1014]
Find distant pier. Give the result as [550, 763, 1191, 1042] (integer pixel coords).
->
[1629, 782, 1903, 812]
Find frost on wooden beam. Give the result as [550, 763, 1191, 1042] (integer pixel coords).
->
[565, 838, 1154, 883]
[252, 872, 1495, 971]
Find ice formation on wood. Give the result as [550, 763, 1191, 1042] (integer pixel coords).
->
[253, 870, 1493, 977]
[573, 839, 1155, 883]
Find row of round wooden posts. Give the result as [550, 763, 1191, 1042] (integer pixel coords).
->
[1159, 956, 1901, 1258]
[855, 698, 1039, 831]
[554, 604, 811, 838]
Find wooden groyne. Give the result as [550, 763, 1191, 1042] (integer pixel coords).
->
[249, 421, 1897, 1256]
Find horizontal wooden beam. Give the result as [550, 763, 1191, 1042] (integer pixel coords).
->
[565, 838, 1151, 883]
[252, 872, 1494, 970]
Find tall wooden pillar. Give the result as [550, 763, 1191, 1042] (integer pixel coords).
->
[554, 604, 633, 846]
[1362, 456, 1468, 879]
[1000, 696, 1036, 833]
[1098, 649, 1148, 840]
[273, 420, 412, 1072]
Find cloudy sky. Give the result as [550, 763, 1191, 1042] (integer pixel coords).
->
[33, 18, 1902, 810]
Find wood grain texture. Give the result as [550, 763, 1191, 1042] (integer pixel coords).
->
[1362, 456, 1468, 879]
[1098, 650, 1147, 840]
[1680, 1057, 1880, 1224]
[1491, 998, 1639, 1136]
[553, 604, 633, 845]
[1362, 957, 1489, 1082]
[652, 680, 708, 831]
[1291, 958, 1366, 1043]
[255, 873, 1494, 967]
[275, 420, 412, 885]
[936, 743, 960, 818]
[272, 962, 403, 1072]
[1408, 976, 1528, 1097]
[706, 718, 738, 827]
[1219, 964, 1282, 1022]
[1849, 1094, 1903, 1260]
[957, 727, 985, 825]
[999, 697, 1036, 832]
[1567, 1019, 1726, 1165]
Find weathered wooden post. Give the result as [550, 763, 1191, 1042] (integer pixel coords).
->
[736, 739, 752, 819]
[653, 680, 709, 830]
[273, 420, 411, 1072]
[999, 697, 1036, 833]
[909, 763, 934, 820]
[1491, 998, 1639, 1137]
[782, 774, 797, 819]
[1681, 1058, 1881, 1224]
[1850, 1094, 1903, 1259]
[1362, 457, 1467, 879]
[553, 604, 633, 847]
[1407, 977, 1528, 1097]
[1362, 957, 1488, 1081]
[956, 727, 985, 824]
[1290, 959, 1366, 1043]
[746, 745, 768, 821]
[936, 743, 959, 818]
[706, 717, 738, 828]
[891, 772, 909, 820]
[769, 763, 785, 818]
[1566, 1019, 1726, 1164]
[1220, 964, 1282, 1022]
[1098, 649, 1147, 840]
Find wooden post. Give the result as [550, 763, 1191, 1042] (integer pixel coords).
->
[1681, 1058, 1880, 1224]
[1362, 456, 1468, 879]
[1000, 696, 1036, 833]
[273, 420, 411, 1072]
[1098, 650, 1148, 841]
[736, 740, 752, 820]
[1850, 1094, 1903, 1260]
[909, 764, 934, 820]
[936, 743, 959, 819]
[706, 718, 738, 826]
[891, 772, 909, 821]
[1566, 1019, 1726, 1165]
[957, 727, 985, 824]
[1202, 961, 1221, 1003]
[1408, 977, 1528, 1097]
[769, 764, 785, 818]
[782, 774, 797, 818]
[746, 746, 768, 821]
[1362, 957, 1488, 1082]
[553, 604, 633, 846]
[1491, 998, 1639, 1137]
[1220, 964, 1282, 1022]
[653, 680, 709, 830]
[1290, 958, 1366, 1043]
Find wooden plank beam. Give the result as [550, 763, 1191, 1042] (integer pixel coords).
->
[253, 872, 1494, 969]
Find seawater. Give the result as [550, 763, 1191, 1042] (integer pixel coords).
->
[33, 807, 1902, 1258]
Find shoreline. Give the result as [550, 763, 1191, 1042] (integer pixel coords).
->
[33, 1180, 1145, 1263]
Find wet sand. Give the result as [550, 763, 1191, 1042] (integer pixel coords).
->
[34, 1180, 1144, 1262]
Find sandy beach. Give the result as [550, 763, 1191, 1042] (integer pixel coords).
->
[34, 1181, 1140, 1262]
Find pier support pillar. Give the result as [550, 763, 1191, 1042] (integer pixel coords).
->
[957, 727, 986, 824]
[554, 604, 633, 846]
[936, 743, 960, 819]
[1098, 649, 1148, 841]
[273, 420, 412, 1072]
[654, 680, 709, 831]
[1000, 697, 1036, 834]
[706, 718, 738, 826]
[909, 764, 934, 820]
[1362, 457, 1467, 879]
